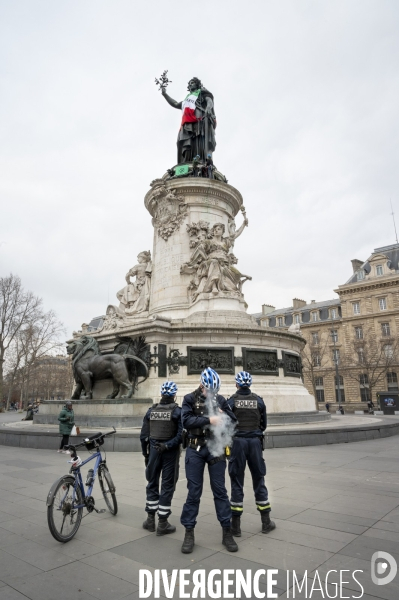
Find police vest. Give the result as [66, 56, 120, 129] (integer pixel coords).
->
[231, 392, 261, 431]
[149, 403, 178, 440]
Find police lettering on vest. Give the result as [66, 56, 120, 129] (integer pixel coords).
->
[149, 404, 178, 440]
[231, 393, 261, 432]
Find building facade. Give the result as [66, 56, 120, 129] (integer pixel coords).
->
[259, 244, 399, 411]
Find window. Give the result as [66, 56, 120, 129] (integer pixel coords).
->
[357, 348, 365, 364]
[376, 265, 383, 276]
[379, 297, 387, 311]
[312, 332, 319, 345]
[359, 374, 370, 402]
[335, 375, 345, 402]
[355, 326, 363, 340]
[384, 344, 393, 358]
[313, 353, 321, 367]
[278, 317, 283, 327]
[331, 308, 337, 319]
[381, 323, 391, 337]
[357, 270, 365, 281]
[315, 377, 325, 402]
[332, 349, 340, 364]
[312, 312, 318, 322]
[387, 372, 398, 391]
[331, 329, 338, 343]
[353, 302, 360, 315]
[294, 314, 300, 324]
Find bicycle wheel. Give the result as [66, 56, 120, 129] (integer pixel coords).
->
[98, 466, 118, 515]
[47, 476, 84, 542]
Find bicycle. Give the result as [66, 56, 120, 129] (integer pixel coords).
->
[46, 428, 118, 542]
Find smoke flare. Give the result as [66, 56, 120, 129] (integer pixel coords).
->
[204, 390, 236, 457]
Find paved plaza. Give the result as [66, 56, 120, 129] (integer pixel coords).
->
[0, 436, 399, 599]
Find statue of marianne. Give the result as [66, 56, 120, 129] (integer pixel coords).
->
[160, 77, 216, 165]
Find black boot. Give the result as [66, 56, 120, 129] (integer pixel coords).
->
[222, 527, 239, 552]
[143, 513, 156, 532]
[261, 511, 276, 534]
[231, 514, 241, 537]
[157, 517, 176, 536]
[181, 528, 195, 554]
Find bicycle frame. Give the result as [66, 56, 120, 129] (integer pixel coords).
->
[69, 451, 104, 509]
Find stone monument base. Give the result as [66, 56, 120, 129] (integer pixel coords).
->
[35, 398, 152, 429]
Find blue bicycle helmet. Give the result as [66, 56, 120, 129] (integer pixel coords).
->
[200, 367, 221, 392]
[235, 371, 252, 387]
[160, 381, 178, 397]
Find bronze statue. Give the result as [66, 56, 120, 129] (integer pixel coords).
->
[158, 75, 216, 164]
[67, 336, 149, 399]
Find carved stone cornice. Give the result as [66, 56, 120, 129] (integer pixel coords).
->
[336, 277, 399, 296]
[145, 178, 243, 218]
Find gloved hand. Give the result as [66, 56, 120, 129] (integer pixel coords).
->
[144, 454, 149, 467]
[155, 443, 167, 454]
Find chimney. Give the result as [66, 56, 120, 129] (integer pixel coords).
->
[351, 259, 364, 273]
[311, 299, 316, 304]
[262, 304, 275, 315]
[293, 298, 306, 310]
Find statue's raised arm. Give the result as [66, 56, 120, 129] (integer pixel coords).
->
[227, 206, 249, 248]
[161, 88, 182, 110]
[156, 72, 216, 164]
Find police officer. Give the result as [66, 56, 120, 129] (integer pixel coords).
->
[227, 371, 276, 536]
[180, 367, 238, 554]
[140, 381, 182, 535]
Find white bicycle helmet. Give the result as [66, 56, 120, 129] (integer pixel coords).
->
[235, 371, 253, 387]
[200, 367, 221, 392]
[160, 381, 178, 397]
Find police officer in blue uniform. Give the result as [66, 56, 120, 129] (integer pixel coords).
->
[180, 367, 238, 554]
[140, 381, 182, 535]
[227, 371, 276, 536]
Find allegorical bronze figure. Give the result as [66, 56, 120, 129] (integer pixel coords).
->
[156, 71, 216, 164]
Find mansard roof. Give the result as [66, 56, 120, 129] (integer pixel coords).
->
[345, 243, 399, 284]
[264, 298, 340, 317]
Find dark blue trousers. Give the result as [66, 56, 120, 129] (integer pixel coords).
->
[180, 446, 231, 529]
[145, 445, 179, 518]
[228, 437, 270, 514]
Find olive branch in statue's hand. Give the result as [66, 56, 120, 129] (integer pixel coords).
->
[155, 70, 172, 91]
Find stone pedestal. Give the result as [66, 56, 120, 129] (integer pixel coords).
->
[73, 172, 329, 424]
[35, 398, 152, 428]
[144, 178, 249, 320]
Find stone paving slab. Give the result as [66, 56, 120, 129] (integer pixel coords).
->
[1, 438, 399, 599]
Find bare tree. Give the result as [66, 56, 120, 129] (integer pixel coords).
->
[1, 275, 65, 408]
[16, 311, 65, 407]
[300, 329, 331, 408]
[0, 274, 42, 405]
[3, 333, 26, 408]
[340, 324, 399, 405]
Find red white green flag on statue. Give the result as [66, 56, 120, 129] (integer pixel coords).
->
[181, 89, 200, 125]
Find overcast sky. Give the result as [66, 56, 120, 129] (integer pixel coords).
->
[1, 0, 399, 336]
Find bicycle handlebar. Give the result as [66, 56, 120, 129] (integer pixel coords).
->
[66, 427, 116, 455]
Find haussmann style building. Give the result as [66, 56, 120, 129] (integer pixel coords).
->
[258, 243, 399, 412]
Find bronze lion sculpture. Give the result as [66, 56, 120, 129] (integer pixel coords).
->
[67, 335, 149, 399]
